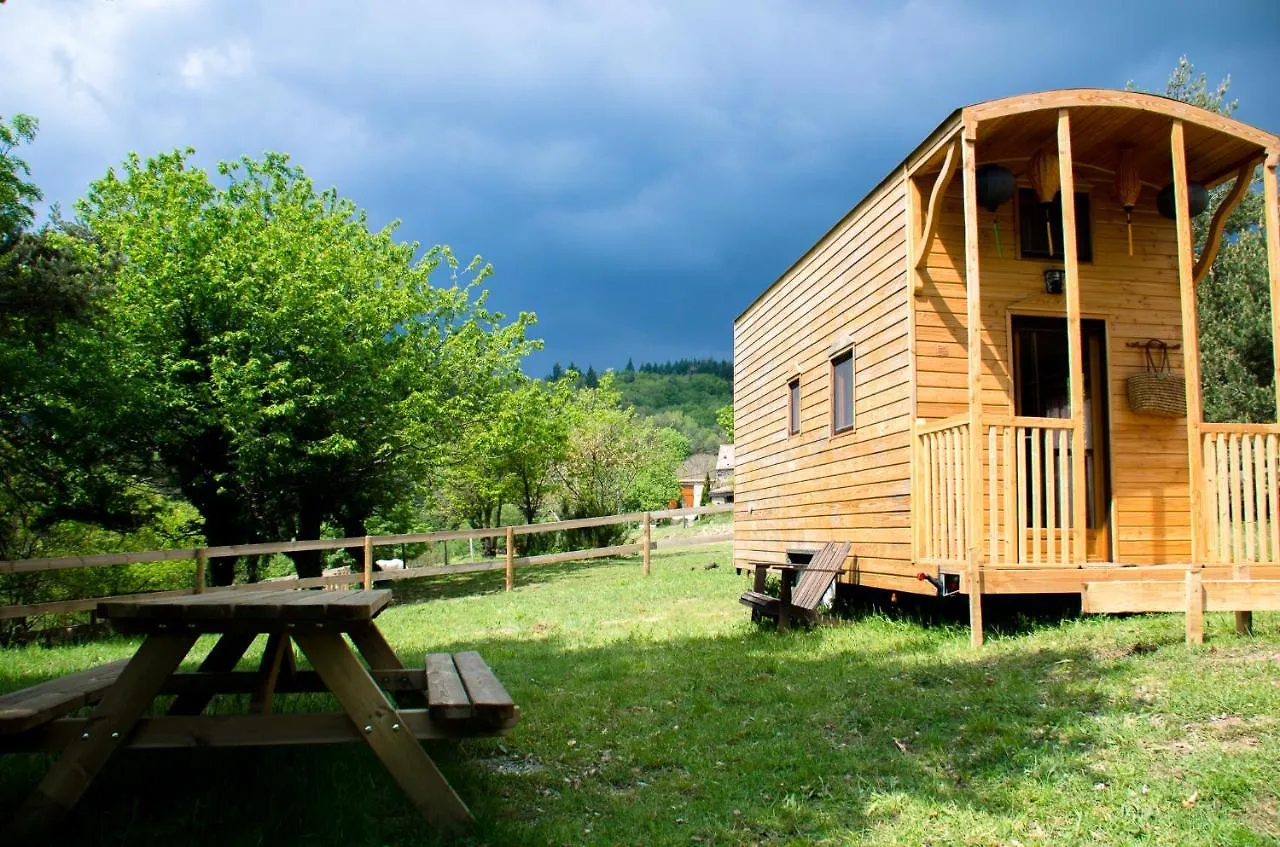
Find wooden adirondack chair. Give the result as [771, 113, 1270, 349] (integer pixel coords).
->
[739, 541, 851, 630]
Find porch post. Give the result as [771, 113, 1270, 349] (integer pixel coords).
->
[1057, 110, 1088, 562]
[1260, 149, 1280, 635]
[961, 117, 985, 647]
[1265, 150, 1280, 420]
[1171, 120, 1207, 573]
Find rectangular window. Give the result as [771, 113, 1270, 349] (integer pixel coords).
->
[787, 378, 800, 435]
[1018, 188, 1093, 262]
[831, 351, 854, 433]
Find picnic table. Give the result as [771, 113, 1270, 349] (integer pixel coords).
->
[2, 589, 518, 842]
[739, 542, 851, 631]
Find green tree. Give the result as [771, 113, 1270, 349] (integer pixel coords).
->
[0, 113, 41, 244]
[556, 374, 685, 545]
[79, 150, 537, 581]
[498, 377, 573, 526]
[715, 403, 734, 442]
[1129, 59, 1274, 422]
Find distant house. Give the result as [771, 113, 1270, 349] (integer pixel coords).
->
[712, 443, 735, 504]
[676, 453, 717, 508]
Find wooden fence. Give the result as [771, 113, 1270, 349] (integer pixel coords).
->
[0, 504, 734, 622]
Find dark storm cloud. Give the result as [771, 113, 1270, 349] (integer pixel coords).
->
[3, 0, 1279, 373]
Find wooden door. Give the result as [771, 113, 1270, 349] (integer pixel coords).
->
[1012, 316, 1112, 562]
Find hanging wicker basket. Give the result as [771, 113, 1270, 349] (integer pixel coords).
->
[1127, 340, 1186, 417]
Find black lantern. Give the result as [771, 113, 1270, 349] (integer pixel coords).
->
[1043, 268, 1065, 295]
[1156, 182, 1208, 220]
[976, 164, 1016, 256]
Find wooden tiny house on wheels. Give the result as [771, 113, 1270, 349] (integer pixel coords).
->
[732, 89, 1280, 645]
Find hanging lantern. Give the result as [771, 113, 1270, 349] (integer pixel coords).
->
[1027, 147, 1061, 255]
[1114, 147, 1142, 257]
[1156, 182, 1209, 220]
[975, 164, 1016, 257]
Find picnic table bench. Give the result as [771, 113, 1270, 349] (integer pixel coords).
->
[2, 589, 518, 843]
[739, 541, 851, 630]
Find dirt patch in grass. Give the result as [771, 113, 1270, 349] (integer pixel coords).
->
[1158, 713, 1278, 755]
[1240, 793, 1279, 840]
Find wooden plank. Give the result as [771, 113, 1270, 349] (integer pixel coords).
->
[505, 526, 515, 591]
[0, 660, 130, 735]
[168, 631, 257, 717]
[101, 590, 391, 627]
[1, 710, 516, 753]
[1265, 151, 1280, 416]
[363, 536, 373, 591]
[0, 547, 198, 576]
[293, 631, 473, 830]
[425, 654, 472, 720]
[1243, 435, 1256, 562]
[1186, 568, 1205, 645]
[452, 651, 517, 723]
[1230, 434, 1243, 563]
[7, 633, 198, 842]
[194, 549, 207, 594]
[1059, 109, 1088, 564]
[1173, 120, 1208, 567]
[1204, 579, 1280, 611]
[643, 513, 652, 576]
[1216, 434, 1229, 561]
[1080, 580, 1184, 613]
[1270, 435, 1280, 563]
[249, 633, 291, 716]
[962, 116, 985, 650]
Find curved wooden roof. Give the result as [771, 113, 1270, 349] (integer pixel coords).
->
[737, 88, 1278, 323]
[953, 88, 1278, 189]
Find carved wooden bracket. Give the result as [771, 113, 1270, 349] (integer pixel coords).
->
[912, 139, 961, 287]
[1193, 157, 1261, 287]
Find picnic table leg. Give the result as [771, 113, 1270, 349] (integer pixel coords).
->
[8, 633, 199, 844]
[348, 621, 427, 708]
[778, 573, 792, 632]
[168, 631, 257, 716]
[249, 632, 292, 716]
[292, 630, 474, 831]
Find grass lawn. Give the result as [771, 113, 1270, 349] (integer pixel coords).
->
[2, 545, 1278, 846]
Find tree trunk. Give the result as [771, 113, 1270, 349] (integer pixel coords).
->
[288, 501, 325, 579]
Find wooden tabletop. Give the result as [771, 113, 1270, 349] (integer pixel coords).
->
[99, 589, 392, 628]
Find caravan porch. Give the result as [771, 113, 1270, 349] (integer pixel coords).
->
[913, 415, 1280, 573]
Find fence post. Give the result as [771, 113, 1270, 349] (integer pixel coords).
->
[643, 512, 652, 576]
[194, 549, 207, 594]
[1186, 565, 1204, 645]
[505, 527, 515, 591]
[363, 535, 373, 590]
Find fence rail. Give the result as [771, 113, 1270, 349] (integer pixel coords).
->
[0, 504, 733, 622]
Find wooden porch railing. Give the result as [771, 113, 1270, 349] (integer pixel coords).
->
[1202, 424, 1280, 565]
[986, 417, 1079, 567]
[914, 415, 971, 565]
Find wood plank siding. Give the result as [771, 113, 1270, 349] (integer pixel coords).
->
[914, 174, 1191, 565]
[732, 172, 913, 585]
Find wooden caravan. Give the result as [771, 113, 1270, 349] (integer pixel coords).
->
[732, 89, 1280, 643]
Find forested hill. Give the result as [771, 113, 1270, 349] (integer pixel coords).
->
[547, 359, 733, 454]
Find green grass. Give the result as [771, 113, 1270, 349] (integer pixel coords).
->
[2, 547, 1278, 846]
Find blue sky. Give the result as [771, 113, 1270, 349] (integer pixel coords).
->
[3, 1, 1279, 375]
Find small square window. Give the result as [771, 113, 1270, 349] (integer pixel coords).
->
[831, 351, 854, 433]
[787, 378, 800, 435]
[1018, 188, 1093, 262]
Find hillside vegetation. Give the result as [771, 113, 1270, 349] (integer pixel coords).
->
[549, 359, 733, 454]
